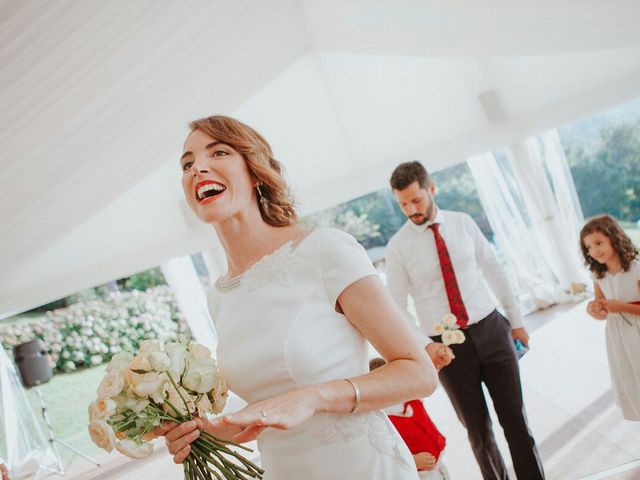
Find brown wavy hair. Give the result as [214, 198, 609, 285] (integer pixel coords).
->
[579, 214, 638, 279]
[189, 115, 297, 227]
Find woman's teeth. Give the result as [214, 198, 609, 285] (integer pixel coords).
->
[197, 184, 225, 200]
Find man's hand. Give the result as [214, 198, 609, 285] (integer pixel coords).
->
[413, 452, 436, 471]
[425, 342, 454, 370]
[511, 327, 529, 348]
[1, 463, 10, 480]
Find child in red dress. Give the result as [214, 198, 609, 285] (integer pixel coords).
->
[370, 358, 451, 479]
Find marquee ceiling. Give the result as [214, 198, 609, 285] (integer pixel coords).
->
[2, 0, 640, 314]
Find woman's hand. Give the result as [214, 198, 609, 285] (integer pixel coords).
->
[587, 300, 608, 320]
[155, 416, 240, 464]
[210, 385, 320, 443]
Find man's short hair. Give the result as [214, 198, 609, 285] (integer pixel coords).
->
[389, 161, 431, 190]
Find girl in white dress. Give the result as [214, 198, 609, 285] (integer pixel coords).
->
[581, 215, 640, 421]
[158, 115, 439, 479]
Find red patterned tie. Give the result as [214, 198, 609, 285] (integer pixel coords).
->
[429, 223, 469, 328]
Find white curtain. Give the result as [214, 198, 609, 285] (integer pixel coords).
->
[540, 129, 587, 272]
[467, 152, 568, 312]
[161, 257, 218, 350]
[162, 251, 247, 416]
[510, 131, 589, 288]
[0, 344, 56, 479]
[468, 128, 588, 312]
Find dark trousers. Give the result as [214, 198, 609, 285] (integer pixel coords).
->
[431, 310, 545, 480]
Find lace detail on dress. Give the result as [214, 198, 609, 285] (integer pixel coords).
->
[215, 241, 294, 292]
[309, 411, 412, 471]
[215, 231, 315, 293]
[243, 242, 298, 291]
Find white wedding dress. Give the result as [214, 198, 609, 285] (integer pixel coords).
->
[208, 229, 418, 480]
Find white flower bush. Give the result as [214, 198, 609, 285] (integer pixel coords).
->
[0, 286, 190, 374]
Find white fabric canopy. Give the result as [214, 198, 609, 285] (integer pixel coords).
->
[1, 1, 640, 314]
[0, 344, 56, 479]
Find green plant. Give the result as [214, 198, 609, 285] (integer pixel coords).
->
[124, 268, 167, 291]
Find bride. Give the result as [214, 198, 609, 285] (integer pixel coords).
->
[158, 115, 438, 479]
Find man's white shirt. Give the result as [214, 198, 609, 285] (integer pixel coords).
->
[385, 209, 524, 344]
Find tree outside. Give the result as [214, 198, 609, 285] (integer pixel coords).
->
[304, 162, 492, 248]
[563, 121, 640, 223]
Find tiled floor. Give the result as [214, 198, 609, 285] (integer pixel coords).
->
[50, 301, 639, 480]
[423, 301, 640, 480]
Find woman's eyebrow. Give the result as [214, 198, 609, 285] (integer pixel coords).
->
[179, 141, 226, 162]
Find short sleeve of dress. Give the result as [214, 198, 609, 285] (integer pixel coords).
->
[313, 228, 378, 308]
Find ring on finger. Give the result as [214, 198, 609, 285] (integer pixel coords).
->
[260, 410, 268, 420]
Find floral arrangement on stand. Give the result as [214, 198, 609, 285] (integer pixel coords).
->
[432, 313, 466, 346]
[89, 338, 264, 480]
[0, 286, 190, 374]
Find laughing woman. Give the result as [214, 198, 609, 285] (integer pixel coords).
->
[160, 115, 437, 479]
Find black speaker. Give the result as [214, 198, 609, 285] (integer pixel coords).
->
[14, 339, 53, 387]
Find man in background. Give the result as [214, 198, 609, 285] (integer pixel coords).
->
[385, 161, 544, 480]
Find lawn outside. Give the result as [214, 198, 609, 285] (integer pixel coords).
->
[24, 365, 107, 465]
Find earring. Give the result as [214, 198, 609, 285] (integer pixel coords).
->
[256, 184, 268, 208]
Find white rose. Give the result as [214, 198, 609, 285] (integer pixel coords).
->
[183, 357, 217, 394]
[124, 395, 150, 414]
[88, 398, 116, 421]
[130, 371, 164, 398]
[164, 385, 196, 417]
[432, 323, 445, 335]
[190, 344, 212, 360]
[441, 330, 457, 346]
[210, 371, 228, 415]
[113, 395, 129, 410]
[165, 343, 187, 378]
[106, 352, 133, 373]
[88, 420, 116, 452]
[454, 330, 466, 344]
[442, 313, 457, 327]
[148, 351, 171, 372]
[150, 380, 170, 404]
[128, 354, 151, 373]
[97, 371, 125, 399]
[139, 340, 162, 355]
[116, 439, 153, 459]
[196, 394, 213, 417]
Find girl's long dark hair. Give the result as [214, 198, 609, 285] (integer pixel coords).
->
[579, 215, 638, 279]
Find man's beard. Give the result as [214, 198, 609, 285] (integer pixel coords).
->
[409, 202, 435, 225]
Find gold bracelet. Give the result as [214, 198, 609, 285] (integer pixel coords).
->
[344, 378, 361, 413]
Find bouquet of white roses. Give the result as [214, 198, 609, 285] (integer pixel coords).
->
[432, 313, 466, 346]
[88, 337, 263, 479]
